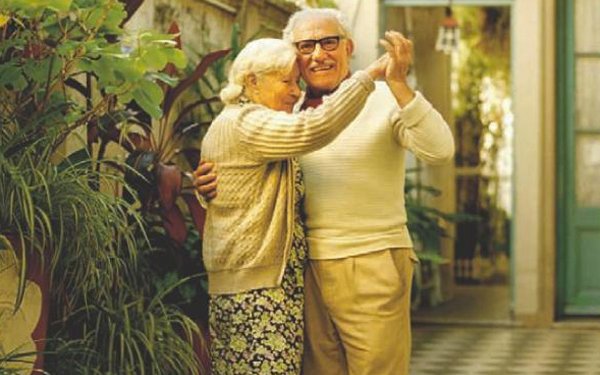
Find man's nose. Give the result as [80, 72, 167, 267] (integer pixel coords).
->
[311, 43, 327, 60]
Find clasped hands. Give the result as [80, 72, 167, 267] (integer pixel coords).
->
[365, 30, 415, 107]
[365, 31, 413, 84]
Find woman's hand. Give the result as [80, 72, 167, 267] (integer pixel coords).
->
[364, 53, 389, 80]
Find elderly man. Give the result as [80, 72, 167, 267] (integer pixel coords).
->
[196, 8, 454, 375]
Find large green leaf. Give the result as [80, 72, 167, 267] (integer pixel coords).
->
[81, 2, 121, 31]
[137, 36, 186, 71]
[138, 32, 178, 43]
[416, 250, 448, 264]
[1, 0, 72, 12]
[0, 63, 26, 90]
[21, 56, 63, 85]
[132, 79, 163, 119]
[100, 1, 127, 32]
[56, 39, 82, 58]
[167, 48, 187, 69]
[112, 55, 145, 82]
[56, 148, 92, 172]
[147, 72, 179, 87]
[140, 46, 169, 71]
[44, 0, 72, 11]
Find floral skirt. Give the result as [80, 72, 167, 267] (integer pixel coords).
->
[209, 226, 307, 375]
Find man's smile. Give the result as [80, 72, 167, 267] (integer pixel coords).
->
[310, 64, 335, 73]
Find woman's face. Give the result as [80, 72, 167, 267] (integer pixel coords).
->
[249, 64, 301, 113]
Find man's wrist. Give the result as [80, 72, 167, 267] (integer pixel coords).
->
[387, 79, 415, 108]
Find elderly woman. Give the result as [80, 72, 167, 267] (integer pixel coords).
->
[201, 38, 384, 374]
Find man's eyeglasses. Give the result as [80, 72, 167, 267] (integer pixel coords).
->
[294, 36, 344, 55]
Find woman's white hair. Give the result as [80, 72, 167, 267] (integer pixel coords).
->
[220, 38, 297, 105]
[282, 8, 353, 43]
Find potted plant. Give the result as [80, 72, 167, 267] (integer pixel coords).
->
[405, 168, 479, 308]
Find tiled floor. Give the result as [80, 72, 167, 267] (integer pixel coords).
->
[411, 325, 600, 375]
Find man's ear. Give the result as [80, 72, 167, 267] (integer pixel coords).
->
[345, 38, 354, 56]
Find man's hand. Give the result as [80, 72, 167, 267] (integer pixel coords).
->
[380, 30, 413, 83]
[193, 161, 217, 201]
[379, 30, 415, 107]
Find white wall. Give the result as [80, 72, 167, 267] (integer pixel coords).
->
[336, 0, 380, 71]
[511, 0, 554, 322]
[512, 0, 555, 324]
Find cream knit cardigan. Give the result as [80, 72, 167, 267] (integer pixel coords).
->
[201, 71, 375, 295]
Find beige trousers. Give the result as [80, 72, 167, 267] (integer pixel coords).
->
[303, 248, 417, 375]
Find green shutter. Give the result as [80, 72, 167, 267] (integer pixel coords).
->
[557, 0, 600, 316]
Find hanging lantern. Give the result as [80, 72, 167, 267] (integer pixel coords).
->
[435, 5, 460, 54]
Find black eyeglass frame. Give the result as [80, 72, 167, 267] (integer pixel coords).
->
[294, 36, 345, 55]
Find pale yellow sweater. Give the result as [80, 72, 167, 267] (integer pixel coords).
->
[201, 71, 374, 295]
[300, 83, 455, 259]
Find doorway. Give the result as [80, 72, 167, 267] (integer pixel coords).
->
[384, 2, 514, 324]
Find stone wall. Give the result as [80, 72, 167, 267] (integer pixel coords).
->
[127, 0, 298, 56]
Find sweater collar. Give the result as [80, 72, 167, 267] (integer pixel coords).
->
[301, 73, 352, 110]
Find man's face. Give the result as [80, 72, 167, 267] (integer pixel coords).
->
[292, 17, 353, 95]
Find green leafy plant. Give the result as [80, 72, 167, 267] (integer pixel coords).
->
[0, 148, 142, 309]
[88, 20, 231, 336]
[0, 0, 211, 373]
[78, 17, 230, 248]
[405, 169, 479, 262]
[47, 280, 204, 374]
[405, 170, 479, 307]
[0, 0, 184, 308]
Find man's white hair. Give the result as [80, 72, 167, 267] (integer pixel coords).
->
[282, 8, 353, 43]
[220, 38, 297, 105]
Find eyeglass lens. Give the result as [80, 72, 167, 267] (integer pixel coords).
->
[296, 36, 341, 54]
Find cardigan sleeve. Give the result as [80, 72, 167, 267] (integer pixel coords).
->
[390, 91, 455, 165]
[234, 71, 375, 161]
